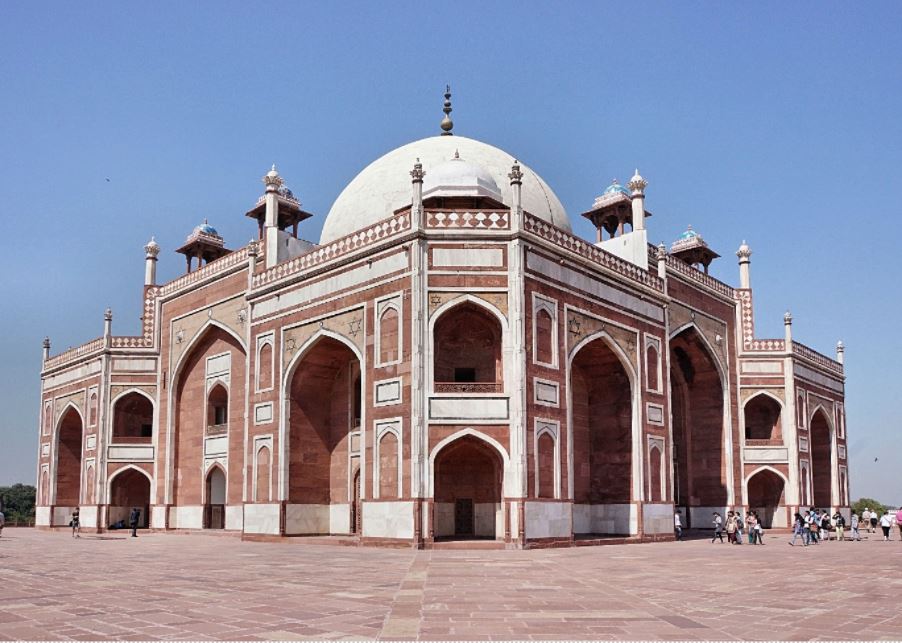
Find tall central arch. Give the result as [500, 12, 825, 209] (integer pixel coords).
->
[670, 326, 727, 525]
[286, 334, 362, 535]
[569, 334, 635, 536]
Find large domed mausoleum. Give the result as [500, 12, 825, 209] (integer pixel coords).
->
[35, 89, 849, 547]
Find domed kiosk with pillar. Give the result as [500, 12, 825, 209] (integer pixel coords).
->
[35, 89, 850, 545]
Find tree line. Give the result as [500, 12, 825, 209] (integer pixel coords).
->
[0, 483, 36, 524]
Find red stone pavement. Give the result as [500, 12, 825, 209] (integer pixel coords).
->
[1, 528, 901, 640]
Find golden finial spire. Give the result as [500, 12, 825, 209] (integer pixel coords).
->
[440, 84, 453, 136]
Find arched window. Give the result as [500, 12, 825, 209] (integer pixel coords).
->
[89, 392, 98, 426]
[744, 394, 782, 441]
[797, 393, 805, 427]
[535, 308, 553, 365]
[649, 445, 663, 502]
[112, 392, 153, 441]
[207, 384, 228, 428]
[379, 306, 400, 364]
[378, 432, 399, 499]
[43, 403, 51, 435]
[257, 342, 273, 391]
[433, 302, 503, 392]
[537, 432, 555, 498]
[646, 344, 659, 391]
[255, 446, 271, 502]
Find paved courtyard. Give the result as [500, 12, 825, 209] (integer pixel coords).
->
[1, 528, 901, 640]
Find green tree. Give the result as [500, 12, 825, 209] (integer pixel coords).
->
[0, 483, 36, 523]
[851, 497, 887, 516]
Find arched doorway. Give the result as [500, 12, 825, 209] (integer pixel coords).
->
[433, 435, 503, 540]
[670, 327, 726, 525]
[204, 466, 226, 529]
[172, 325, 246, 510]
[433, 302, 503, 392]
[570, 335, 633, 536]
[109, 468, 151, 529]
[744, 394, 782, 441]
[747, 468, 785, 528]
[810, 409, 832, 509]
[55, 407, 84, 508]
[112, 392, 154, 442]
[287, 335, 362, 535]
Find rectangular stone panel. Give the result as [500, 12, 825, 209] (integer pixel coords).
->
[107, 445, 154, 461]
[429, 396, 509, 421]
[432, 248, 504, 268]
[254, 402, 273, 424]
[534, 378, 559, 406]
[362, 501, 414, 539]
[744, 446, 789, 462]
[204, 436, 228, 456]
[374, 378, 402, 406]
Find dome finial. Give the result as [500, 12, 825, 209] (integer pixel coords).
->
[440, 84, 453, 136]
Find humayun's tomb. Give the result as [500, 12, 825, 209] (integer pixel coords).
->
[35, 91, 849, 546]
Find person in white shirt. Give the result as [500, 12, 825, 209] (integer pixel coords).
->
[879, 511, 893, 541]
[674, 512, 683, 541]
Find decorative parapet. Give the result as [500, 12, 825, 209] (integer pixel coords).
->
[252, 210, 411, 290]
[792, 340, 844, 376]
[425, 209, 510, 230]
[434, 382, 504, 394]
[745, 439, 785, 447]
[663, 253, 735, 298]
[159, 245, 253, 298]
[524, 214, 664, 292]
[43, 337, 105, 370]
[745, 338, 785, 352]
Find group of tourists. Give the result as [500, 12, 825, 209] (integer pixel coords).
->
[786, 506, 902, 546]
[708, 510, 766, 544]
[673, 505, 902, 546]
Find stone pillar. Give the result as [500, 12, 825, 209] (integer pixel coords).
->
[656, 243, 667, 280]
[42, 336, 50, 362]
[144, 237, 160, 286]
[509, 161, 524, 232]
[104, 308, 113, 341]
[836, 340, 844, 365]
[247, 239, 258, 290]
[784, 311, 792, 346]
[628, 169, 648, 232]
[410, 158, 425, 230]
[263, 165, 282, 269]
[737, 241, 752, 289]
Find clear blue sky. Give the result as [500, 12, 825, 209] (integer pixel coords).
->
[2, 2, 900, 504]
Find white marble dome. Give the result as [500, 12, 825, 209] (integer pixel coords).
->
[321, 135, 571, 243]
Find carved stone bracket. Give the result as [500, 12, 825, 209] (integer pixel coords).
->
[282, 307, 366, 373]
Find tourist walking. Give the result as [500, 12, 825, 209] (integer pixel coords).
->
[70, 507, 80, 538]
[712, 512, 724, 543]
[820, 510, 831, 542]
[862, 508, 871, 533]
[850, 512, 861, 541]
[747, 512, 758, 544]
[870, 509, 879, 534]
[674, 511, 682, 541]
[805, 510, 818, 544]
[833, 511, 846, 541]
[789, 512, 807, 546]
[880, 510, 892, 541]
[725, 511, 737, 544]
[735, 512, 745, 545]
[753, 511, 765, 544]
[896, 507, 902, 541]
[129, 507, 141, 538]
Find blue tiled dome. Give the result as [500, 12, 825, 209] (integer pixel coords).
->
[603, 181, 631, 197]
[193, 221, 219, 236]
[678, 226, 699, 241]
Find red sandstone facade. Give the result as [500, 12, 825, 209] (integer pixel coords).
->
[36, 129, 849, 546]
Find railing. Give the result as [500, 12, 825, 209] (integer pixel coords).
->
[159, 245, 253, 297]
[44, 337, 105, 370]
[792, 340, 843, 375]
[745, 338, 786, 352]
[745, 438, 784, 447]
[109, 435, 153, 444]
[424, 209, 510, 230]
[524, 214, 665, 292]
[206, 423, 228, 437]
[663, 253, 735, 299]
[434, 382, 504, 394]
[253, 210, 411, 289]
[110, 336, 151, 349]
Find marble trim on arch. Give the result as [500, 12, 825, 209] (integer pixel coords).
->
[427, 291, 509, 320]
[669, 302, 730, 368]
[280, 307, 366, 376]
[54, 391, 86, 424]
[740, 387, 785, 404]
[169, 296, 249, 369]
[563, 307, 639, 363]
